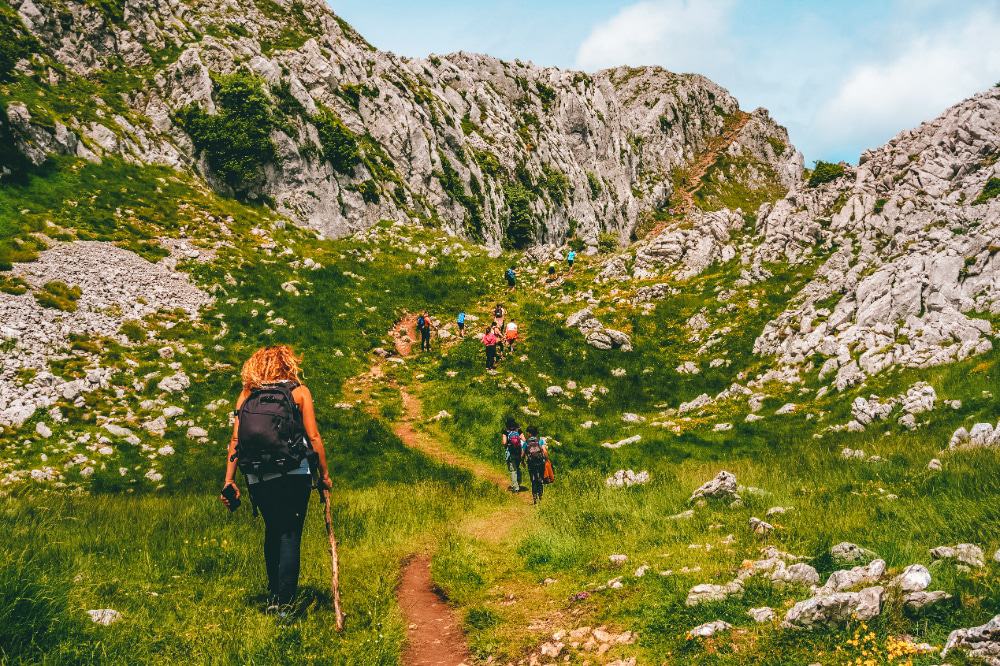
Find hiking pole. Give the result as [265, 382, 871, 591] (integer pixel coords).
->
[319, 483, 345, 632]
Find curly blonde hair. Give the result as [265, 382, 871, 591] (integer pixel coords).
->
[241, 345, 303, 391]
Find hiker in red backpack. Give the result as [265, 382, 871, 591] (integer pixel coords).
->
[221, 345, 331, 615]
[502, 418, 523, 492]
[522, 426, 550, 504]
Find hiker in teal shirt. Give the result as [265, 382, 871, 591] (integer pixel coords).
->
[457, 311, 466, 337]
[567, 250, 576, 271]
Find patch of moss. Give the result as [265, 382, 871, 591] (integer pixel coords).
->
[119, 320, 146, 343]
[973, 177, 1000, 205]
[312, 106, 360, 175]
[587, 172, 602, 199]
[34, 281, 82, 312]
[0, 273, 28, 295]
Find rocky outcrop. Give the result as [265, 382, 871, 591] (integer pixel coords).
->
[753, 87, 1000, 387]
[942, 614, 1000, 664]
[5, 0, 798, 248]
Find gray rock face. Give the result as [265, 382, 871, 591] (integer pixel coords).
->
[942, 614, 1000, 664]
[753, 87, 1000, 386]
[565, 308, 632, 352]
[782, 586, 883, 630]
[6, 0, 798, 248]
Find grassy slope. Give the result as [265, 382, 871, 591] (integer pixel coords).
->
[0, 157, 513, 663]
[413, 249, 1000, 663]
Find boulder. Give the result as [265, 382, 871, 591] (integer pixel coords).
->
[930, 543, 985, 568]
[748, 607, 776, 623]
[685, 581, 743, 606]
[689, 471, 740, 503]
[688, 620, 732, 638]
[903, 590, 953, 612]
[830, 542, 877, 565]
[819, 560, 886, 594]
[893, 564, 931, 593]
[942, 614, 1000, 663]
[782, 586, 884, 629]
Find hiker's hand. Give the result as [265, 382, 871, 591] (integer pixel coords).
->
[220, 481, 240, 508]
[319, 474, 333, 491]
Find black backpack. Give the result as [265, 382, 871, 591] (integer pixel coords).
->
[417, 315, 426, 330]
[233, 382, 309, 475]
[525, 436, 544, 461]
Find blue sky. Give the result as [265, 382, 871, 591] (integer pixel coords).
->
[329, 0, 1000, 164]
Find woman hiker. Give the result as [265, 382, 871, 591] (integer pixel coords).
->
[482, 325, 499, 371]
[220, 345, 332, 615]
[522, 426, 550, 504]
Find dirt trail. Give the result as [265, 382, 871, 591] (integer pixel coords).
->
[357, 315, 540, 664]
[398, 556, 472, 666]
[649, 111, 752, 238]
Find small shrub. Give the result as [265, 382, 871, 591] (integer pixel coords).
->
[808, 161, 845, 188]
[0, 274, 28, 295]
[597, 232, 618, 254]
[766, 136, 786, 155]
[503, 183, 534, 249]
[352, 179, 380, 204]
[312, 106, 361, 175]
[568, 237, 586, 252]
[120, 320, 146, 342]
[34, 281, 82, 312]
[973, 177, 1000, 204]
[587, 172, 602, 199]
[873, 198, 888, 213]
[658, 115, 672, 133]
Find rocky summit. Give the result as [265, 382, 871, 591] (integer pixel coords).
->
[1, 1, 999, 664]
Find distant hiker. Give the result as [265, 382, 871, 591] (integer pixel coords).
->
[505, 266, 516, 290]
[493, 303, 506, 330]
[221, 345, 332, 614]
[493, 323, 506, 361]
[483, 326, 499, 371]
[548, 261, 557, 277]
[567, 250, 576, 271]
[523, 426, 549, 504]
[502, 418, 523, 492]
[505, 319, 519, 354]
[417, 312, 432, 352]
[457, 311, 466, 338]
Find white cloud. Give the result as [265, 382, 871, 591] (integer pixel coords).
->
[575, 0, 735, 72]
[815, 11, 1000, 157]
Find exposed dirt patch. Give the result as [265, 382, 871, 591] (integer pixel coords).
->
[398, 556, 472, 666]
[649, 110, 752, 238]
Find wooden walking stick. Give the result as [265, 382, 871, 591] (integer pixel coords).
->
[319, 485, 345, 631]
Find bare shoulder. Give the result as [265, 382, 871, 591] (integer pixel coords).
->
[234, 389, 250, 409]
[293, 383, 313, 404]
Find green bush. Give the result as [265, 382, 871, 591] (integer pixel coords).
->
[658, 115, 672, 133]
[119, 320, 146, 342]
[597, 231, 618, 254]
[312, 106, 361, 175]
[873, 197, 888, 213]
[586, 171, 602, 199]
[808, 161, 846, 188]
[177, 72, 278, 198]
[437, 157, 483, 239]
[34, 281, 81, 312]
[974, 177, 1000, 204]
[0, 274, 27, 295]
[540, 164, 569, 206]
[503, 183, 534, 249]
[352, 179, 380, 204]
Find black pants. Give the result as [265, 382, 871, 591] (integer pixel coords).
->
[486, 344, 497, 369]
[527, 458, 546, 501]
[251, 474, 311, 604]
[420, 329, 431, 351]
